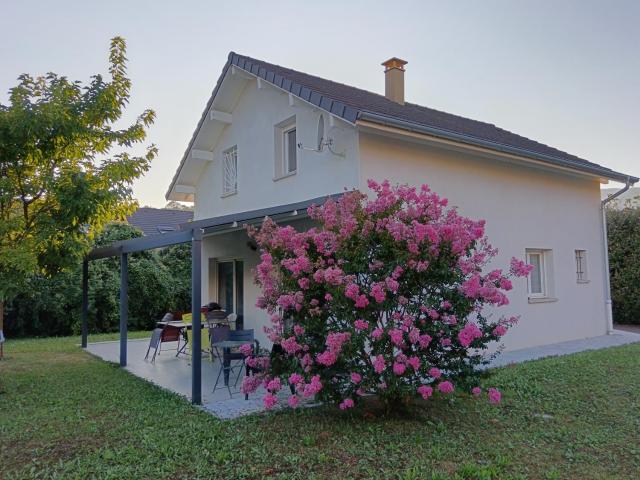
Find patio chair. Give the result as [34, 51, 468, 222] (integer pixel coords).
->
[205, 309, 229, 329]
[212, 329, 255, 395]
[181, 312, 210, 358]
[145, 313, 181, 362]
[209, 324, 230, 363]
[226, 313, 238, 329]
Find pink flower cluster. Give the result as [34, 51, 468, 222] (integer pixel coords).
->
[458, 322, 483, 347]
[248, 179, 529, 410]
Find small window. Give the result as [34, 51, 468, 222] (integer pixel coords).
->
[283, 126, 297, 174]
[274, 116, 297, 180]
[525, 249, 556, 302]
[222, 146, 237, 195]
[575, 250, 588, 282]
[527, 250, 546, 297]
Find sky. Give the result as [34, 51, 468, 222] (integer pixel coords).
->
[1, 0, 639, 207]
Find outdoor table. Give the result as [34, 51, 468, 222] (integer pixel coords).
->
[156, 320, 191, 328]
[211, 340, 247, 349]
[156, 320, 210, 356]
[211, 340, 248, 387]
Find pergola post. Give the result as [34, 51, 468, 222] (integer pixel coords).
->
[191, 228, 202, 405]
[81, 259, 89, 348]
[119, 252, 128, 367]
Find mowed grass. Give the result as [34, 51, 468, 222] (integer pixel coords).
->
[1, 335, 640, 479]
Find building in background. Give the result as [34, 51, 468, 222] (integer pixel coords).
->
[126, 207, 193, 236]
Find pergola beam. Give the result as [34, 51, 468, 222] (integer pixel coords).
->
[87, 230, 192, 260]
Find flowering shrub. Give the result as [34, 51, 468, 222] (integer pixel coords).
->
[244, 180, 532, 410]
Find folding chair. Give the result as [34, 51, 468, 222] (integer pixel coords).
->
[212, 329, 254, 395]
[145, 313, 182, 362]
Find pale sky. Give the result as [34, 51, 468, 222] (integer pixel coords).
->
[1, 0, 638, 207]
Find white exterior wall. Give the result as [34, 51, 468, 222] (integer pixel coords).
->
[358, 132, 608, 351]
[184, 73, 611, 352]
[192, 80, 360, 220]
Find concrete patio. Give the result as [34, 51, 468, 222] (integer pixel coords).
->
[85, 329, 640, 419]
[86, 338, 274, 419]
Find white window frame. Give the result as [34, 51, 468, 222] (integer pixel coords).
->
[222, 145, 237, 196]
[526, 250, 546, 298]
[283, 125, 297, 175]
[575, 249, 589, 283]
[525, 248, 556, 303]
[274, 116, 297, 180]
[213, 258, 242, 313]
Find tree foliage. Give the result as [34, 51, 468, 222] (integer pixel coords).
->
[5, 223, 191, 337]
[0, 37, 156, 325]
[243, 180, 531, 410]
[607, 203, 640, 325]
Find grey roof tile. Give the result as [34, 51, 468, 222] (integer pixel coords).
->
[229, 52, 636, 183]
[127, 208, 193, 236]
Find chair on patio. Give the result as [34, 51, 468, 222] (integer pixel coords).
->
[145, 313, 181, 362]
[181, 312, 210, 358]
[212, 329, 255, 395]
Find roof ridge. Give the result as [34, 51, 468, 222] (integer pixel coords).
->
[233, 52, 591, 165]
[232, 52, 408, 109]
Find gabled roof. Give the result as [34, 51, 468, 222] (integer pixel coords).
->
[127, 207, 193, 236]
[167, 52, 636, 199]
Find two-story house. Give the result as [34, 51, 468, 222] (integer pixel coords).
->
[166, 52, 637, 351]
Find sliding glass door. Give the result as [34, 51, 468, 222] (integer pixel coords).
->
[216, 260, 244, 325]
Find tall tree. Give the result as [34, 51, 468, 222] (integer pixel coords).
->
[0, 37, 156, 350]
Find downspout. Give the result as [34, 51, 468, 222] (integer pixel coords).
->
[601, 176, 634, 334]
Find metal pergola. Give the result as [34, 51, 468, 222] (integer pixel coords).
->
[80, 194, 338, 404]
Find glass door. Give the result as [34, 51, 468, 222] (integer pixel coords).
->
[216, 260, 244, 318]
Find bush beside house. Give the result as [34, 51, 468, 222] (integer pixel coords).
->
[244, 181, 531, 409]
[5, 223, 191, 337]
[607, 203, 640, 325]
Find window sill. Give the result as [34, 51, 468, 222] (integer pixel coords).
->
[220, 191, 237, 198]
[273, 171, 297, 182]
[528, 296, 558, 304]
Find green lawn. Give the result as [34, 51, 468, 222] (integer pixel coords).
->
[1, 335, 639, 479]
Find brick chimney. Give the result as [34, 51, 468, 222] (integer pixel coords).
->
[382, 57, 408, 105]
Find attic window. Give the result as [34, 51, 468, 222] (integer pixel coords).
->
[222, 145, 238, 196]
[274, 116, 297, 180]
[283, 126, 297, 174]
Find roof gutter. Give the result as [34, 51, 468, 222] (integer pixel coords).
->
[601, 176, 635, 334]
[358, 111, 638, 184]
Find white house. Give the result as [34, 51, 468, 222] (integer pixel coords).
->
[166, 52, 637, 352]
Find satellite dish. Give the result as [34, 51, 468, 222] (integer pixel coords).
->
[317, 115, 325, 151]
[297, 113, 345, 157]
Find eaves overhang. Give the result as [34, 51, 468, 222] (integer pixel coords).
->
[357, 111, 638, 185]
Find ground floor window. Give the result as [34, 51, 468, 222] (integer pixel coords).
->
[575, 249, 588, 283]
[526, 249, 554, 301]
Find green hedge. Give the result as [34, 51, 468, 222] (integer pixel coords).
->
[608, 204, 640, 325]
[5, 223, 191, 337]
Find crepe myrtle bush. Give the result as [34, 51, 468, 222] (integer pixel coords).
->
[242, 180, 533, 410]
